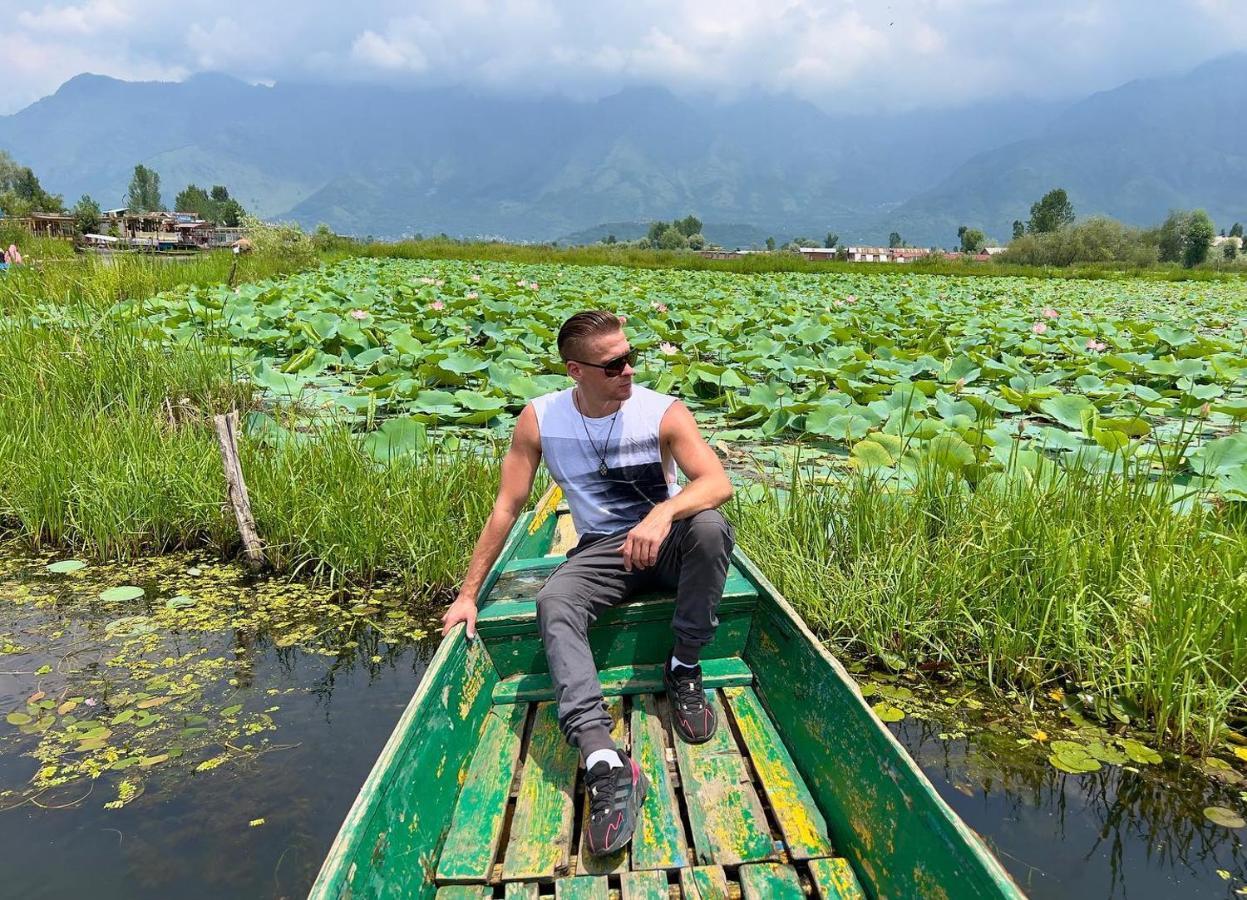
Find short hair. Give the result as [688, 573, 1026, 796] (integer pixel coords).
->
[557, 310, 623, 362]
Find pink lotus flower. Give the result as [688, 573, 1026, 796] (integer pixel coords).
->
[465, 292, 479, 300]
[1042, 307, 1060, 319]
[1031, 322, 1048, 335]
[1085, 338, 1107, 352]
[659, 342, 678, 356]
[655, 303, 668, 313]
[84, 698, 97, 707]
[845, 294, 858, 304]
[430, 300, 445, 311]
[529, 282, 539, 290]
[1200, 402, 1212, 417]
[349, 309, 369, 320]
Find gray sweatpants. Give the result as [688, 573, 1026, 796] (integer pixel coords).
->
[535, 508, 735, 749]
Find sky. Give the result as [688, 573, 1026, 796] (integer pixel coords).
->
[3, 0, 1247, 116]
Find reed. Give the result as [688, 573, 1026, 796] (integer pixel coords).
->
[733, 464, 1247, 749]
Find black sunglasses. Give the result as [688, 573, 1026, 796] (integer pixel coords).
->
[568, 348, 638, 377]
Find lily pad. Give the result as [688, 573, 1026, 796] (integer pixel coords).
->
[1204, 806, 1247, 829]
[99, 585, 145, 603]
[871, 702, 906, 722]
[165, 595, 197, 609]
[1119, 739, 1162, 765]
[6, 712, 32, 726]
[45, 559, 87, 574]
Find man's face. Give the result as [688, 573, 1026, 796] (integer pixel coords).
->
[572, 329, 635, 403]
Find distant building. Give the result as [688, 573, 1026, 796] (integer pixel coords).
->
[844, 246, 933, 263]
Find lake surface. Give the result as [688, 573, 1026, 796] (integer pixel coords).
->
[0, 546, 1243, 898]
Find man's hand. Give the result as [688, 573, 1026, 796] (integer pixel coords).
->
[442, 593, 479, 639]
[619, 507, 674, 572]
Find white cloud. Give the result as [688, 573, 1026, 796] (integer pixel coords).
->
[17, 0, 130, 35]
[0, 0, 1246, 115]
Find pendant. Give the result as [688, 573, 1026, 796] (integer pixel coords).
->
[598, 462, 609, 477]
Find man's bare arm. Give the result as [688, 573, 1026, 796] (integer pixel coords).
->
[619, 401, 733, 571]
[441, 405, 542, 636]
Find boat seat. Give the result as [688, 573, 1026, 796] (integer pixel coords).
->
[476, 562, 760, 678]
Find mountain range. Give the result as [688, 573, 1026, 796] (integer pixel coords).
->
[1, 55, 1244, 247]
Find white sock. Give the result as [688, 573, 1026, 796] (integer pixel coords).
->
[670, 655, 697, 670]
[585, 748, 623, 770]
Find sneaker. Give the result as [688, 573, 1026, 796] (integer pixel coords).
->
[665, 658, 718, 744]
[584, 753, 648, 856]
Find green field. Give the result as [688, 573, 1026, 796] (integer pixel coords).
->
[2, 251, 1246, 748]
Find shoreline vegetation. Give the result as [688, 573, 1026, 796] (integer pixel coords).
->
[0, 234, 1244, 751]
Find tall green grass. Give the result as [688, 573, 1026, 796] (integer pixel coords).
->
[0, 318, 498, 596]
[734, 466, 1247, 749]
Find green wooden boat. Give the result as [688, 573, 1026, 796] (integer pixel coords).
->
[310, 487, 1024, 899]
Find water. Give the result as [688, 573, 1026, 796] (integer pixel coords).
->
[0, 547, 1244, 898]
[890, 717, 1247, 899]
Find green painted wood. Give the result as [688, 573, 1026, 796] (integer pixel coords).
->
[502, 702, 580, 881]
[435, 887, 491, 899]
[485, 613, 754, 680]
[578, 697, 627, 875]
[809, 857, 867, 900]
[494, 657, 753, 704]
[734, 549, 1024, 898]
[739, 862, 804, 899]
[477, 509, 537, 603]
[309, 627, 498, 900]
[504, 882, 540, 899]
[723, 685, 832, 861]
[436, 702, 528, 883]
[670, 693, 775, 866]
[677, 866, 729, 900]
[630, 693, 690, 872]
[554, 875, 609, 899]
[503, 554, 565, 575]
[512, 485, 563, 560]
[479, 566, 757, 625]
[621, 869, 669, 899]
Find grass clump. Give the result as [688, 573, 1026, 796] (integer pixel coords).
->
[735, 465, 1247, 749]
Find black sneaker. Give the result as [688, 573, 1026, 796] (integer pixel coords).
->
[665, 658, 718, 744]
[583, 753, 648, 857]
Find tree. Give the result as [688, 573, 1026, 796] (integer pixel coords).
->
[824, 232, 838, 249]
[673, 215, 702, 238]
[1027, 188, 1075, 234]
[0, 151, 63, 215]
[888, 231, 903, 248]
[1184, 210, 1215, 268]
[175, 184, 215, 218]
[765, 236, 776, 251]
[210, 185, 231, 203]
[1012, 220, 1025, 240]
[959, 227, 986, 253]
[658, 227, 686, 250]
[1224, 242, 1239, 261]
[127, 165, 162, 212]
[686, 233, 706, 250]
[1231, 222, 1244, 239]
[71, 194, 101, 235]
[218, 198, 245, 227]
[646, 220, 668, 244]
[1157, 209, 1216, 267]
[604, 234, 617, 244]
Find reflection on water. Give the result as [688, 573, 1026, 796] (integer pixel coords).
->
[892, 717, 1247, 899]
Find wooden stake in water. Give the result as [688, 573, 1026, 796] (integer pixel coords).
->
[213, 409, 265, 570]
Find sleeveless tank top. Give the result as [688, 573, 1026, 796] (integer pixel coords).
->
[531, 385, 680, 539]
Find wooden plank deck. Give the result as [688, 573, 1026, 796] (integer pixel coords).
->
[438, 687, 862, 897]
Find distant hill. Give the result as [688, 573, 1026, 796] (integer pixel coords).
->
[1, 57, 1244, 245]
[882, 55, 1247, 245]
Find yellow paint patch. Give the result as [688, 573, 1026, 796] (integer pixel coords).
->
[458, 641, 489, 720]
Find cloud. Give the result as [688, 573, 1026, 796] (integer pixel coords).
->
[1, 0, 1246, 115]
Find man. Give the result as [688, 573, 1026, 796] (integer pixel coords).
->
[442, 309, 735, 856]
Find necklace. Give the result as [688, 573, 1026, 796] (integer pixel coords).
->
[574, 388, 620, 477]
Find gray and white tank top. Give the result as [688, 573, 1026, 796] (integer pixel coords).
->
[531, 385, 680, 538]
